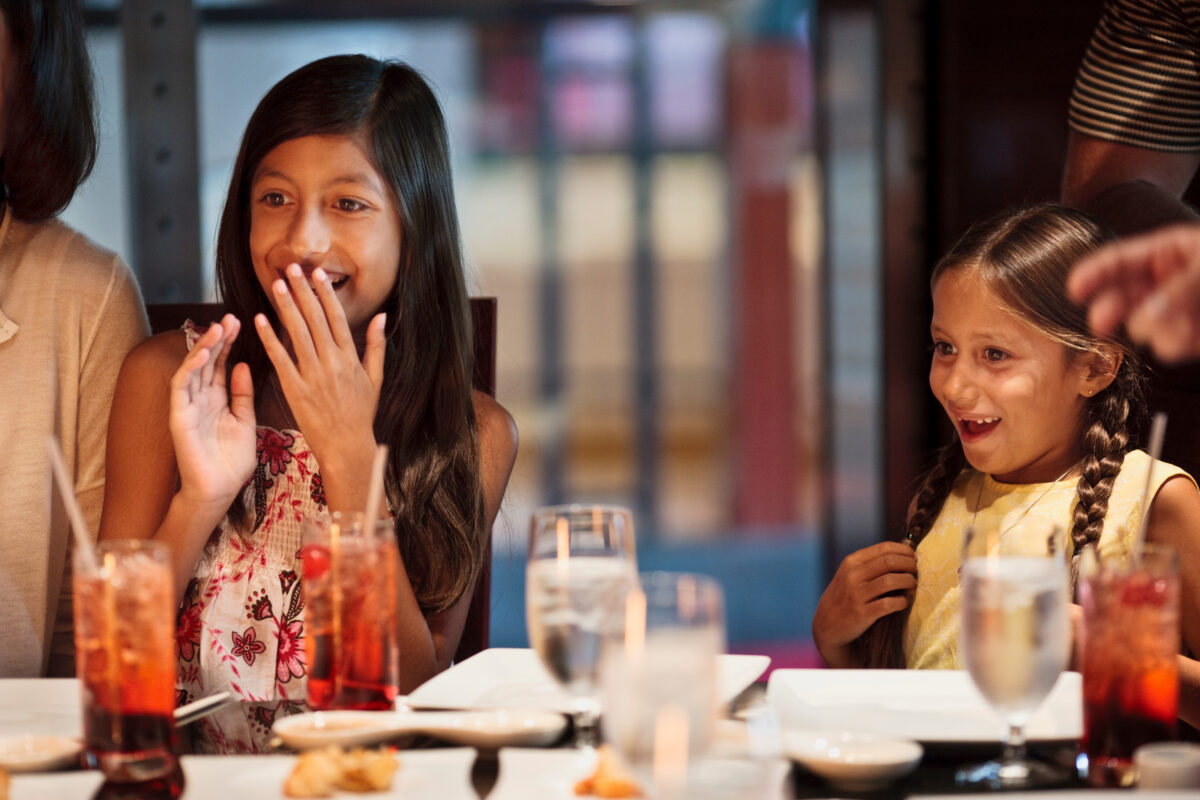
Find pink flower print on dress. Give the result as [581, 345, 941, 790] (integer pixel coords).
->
[275, 618, 306, 684]
[232, 627, 268, 667]
[176, 595, 202, 662]
[248, 591, 273, 621]
[257, 428, 296, 476]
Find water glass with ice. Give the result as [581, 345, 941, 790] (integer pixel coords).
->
[600, 571, 725, 799]
[526, 504, 637, 747]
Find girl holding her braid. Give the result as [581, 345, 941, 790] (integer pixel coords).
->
[812, 203, 1200, 676]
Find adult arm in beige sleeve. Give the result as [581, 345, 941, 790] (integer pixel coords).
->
[47, 257, 148, 676]
[75, 257, 149, 537]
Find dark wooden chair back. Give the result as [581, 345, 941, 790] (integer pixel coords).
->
[458, 297, 495, 663]
[146, 298, 497, 663]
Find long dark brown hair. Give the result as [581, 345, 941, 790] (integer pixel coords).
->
[216, 55, 484, 614]
[1, 0, 97, 220]
[856, 202, 1146, 667]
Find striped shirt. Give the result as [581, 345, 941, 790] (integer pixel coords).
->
[1069, 0, 1200, 152]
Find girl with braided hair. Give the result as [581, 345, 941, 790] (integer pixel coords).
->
[812, 202, 1200, 675]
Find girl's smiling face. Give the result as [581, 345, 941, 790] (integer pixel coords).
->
[929, 268, 1096, 484]
[249, 133, 402, 336]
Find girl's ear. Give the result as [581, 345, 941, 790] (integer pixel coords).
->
[1079, 345, 1122, 398]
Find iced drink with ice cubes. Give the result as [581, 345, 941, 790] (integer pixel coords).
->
[1079, 543, 1180, 787]
[73, 539, 177, 785]
[301, 513, 400, 711]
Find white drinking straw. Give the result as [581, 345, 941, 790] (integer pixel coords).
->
[1133, 411, 1168, 559]
[46, 436, 98, 575]
[363, 443, 389, 537]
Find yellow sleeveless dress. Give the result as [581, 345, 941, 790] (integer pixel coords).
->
[903, 450, 1193, 669]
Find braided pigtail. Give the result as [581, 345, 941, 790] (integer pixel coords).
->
[855, 440, 966, 668]
[1070, 359, 1145, 572]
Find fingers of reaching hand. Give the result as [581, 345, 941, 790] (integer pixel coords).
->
[1070, 224, 1200, 313]
[1085, 289, 1136, 337]
[1127, 269, 1200, 361]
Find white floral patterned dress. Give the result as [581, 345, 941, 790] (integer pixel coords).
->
[175, 323, 327, 753]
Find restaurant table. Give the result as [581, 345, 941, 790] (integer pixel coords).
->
[1, 669, 1192, 799]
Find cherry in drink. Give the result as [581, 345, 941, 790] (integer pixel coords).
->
[301, 513, 400, 711]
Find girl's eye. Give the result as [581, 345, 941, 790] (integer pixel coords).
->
[261, 192, 286, 207]
[337, 198, 366, 212]
[932, 341, 955, 357]
[984, 348, 1009, 362]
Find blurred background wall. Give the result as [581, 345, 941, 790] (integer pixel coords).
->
[69, 0, 1105, 669]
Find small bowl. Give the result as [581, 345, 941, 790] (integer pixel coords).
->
[782, 730, 923, 791]
[1135, 742, 1200, 788]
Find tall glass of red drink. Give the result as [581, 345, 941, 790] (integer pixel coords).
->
[73, 540, 178, 787]
[1079, 542, 1179, 787]
[301, 512, 400, 711]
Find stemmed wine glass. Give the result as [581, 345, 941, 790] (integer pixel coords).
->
[526, 504, 637, 748]
[957, 514, 1072, 788]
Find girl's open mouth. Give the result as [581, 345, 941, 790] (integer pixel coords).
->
[959, 417, 1000, 438]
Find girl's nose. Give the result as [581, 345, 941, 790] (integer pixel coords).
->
[285, 205, 331, 261]
[941, 361, 979, 406]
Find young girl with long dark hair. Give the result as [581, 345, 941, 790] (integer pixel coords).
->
[99, 55, 518, 750]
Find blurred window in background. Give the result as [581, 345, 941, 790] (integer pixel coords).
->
[69, 1, 840, 670]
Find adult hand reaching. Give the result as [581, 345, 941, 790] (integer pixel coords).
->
[169, 314, 257, 510]
[811, 541, 918, 668]
[1067, 224, 1200, 362]
[254, 263, 387, 512]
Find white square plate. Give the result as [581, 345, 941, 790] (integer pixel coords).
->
[408, 648, 769, 713]
[0, 680, 81, 740]
[767, 669, 1081, 744]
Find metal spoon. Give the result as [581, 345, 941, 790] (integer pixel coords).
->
[174, 692, 234, 727]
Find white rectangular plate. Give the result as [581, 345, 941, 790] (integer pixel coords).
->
[0, 679, 81, 740]
[767, 669, 1081, 744]
[408, 648, 769, 713]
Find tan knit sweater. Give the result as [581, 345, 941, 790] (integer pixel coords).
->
[0, 209, 147, 676]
